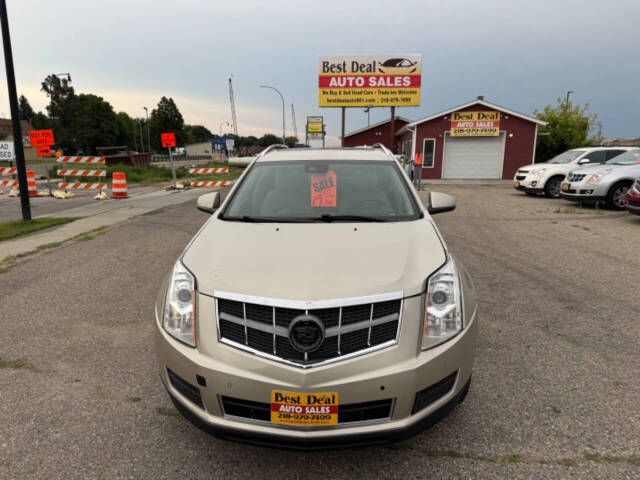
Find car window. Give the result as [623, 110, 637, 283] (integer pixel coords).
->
[605, 149, 640, 165]
[581, 150, 606, 163]
[604, 149, 626, 161]
[547, 150, 586, 164]
[221, 160, 421, 222]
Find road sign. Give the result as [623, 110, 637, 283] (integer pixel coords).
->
[29, 129, 55, 147]
[161, 132, 176, 148]
[0, 141, 14, 161]
[225, 138, 234, 150]
[36, 146, 52, 157]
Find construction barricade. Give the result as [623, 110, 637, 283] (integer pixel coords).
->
[111, 172, 127, 198]
[188, 167, 232, 188]
[0, 167, 37, 196]
[56, 156, 107, 194]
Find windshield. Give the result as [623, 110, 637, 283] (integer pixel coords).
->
[221, 160, 420, 222]
[546, 150, 586, 164]
[605, 149, 640, 165]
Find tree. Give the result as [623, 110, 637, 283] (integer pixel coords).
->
[31, 112, 51, 130]
[534, 98, 602, 162]
[18, 95, 34, 124]
[67, 94, 119, 154]
[149, 97, 185, 151]
[184, 124, 213, 144]
[257, 133, 282, 147]
[285, 136, 299, 147]
[115, 112, 137, 150]
[41, 74, 75, 150]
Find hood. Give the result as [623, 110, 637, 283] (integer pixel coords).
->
[182, 218, 446, 300]
[518, 162, 569, 172]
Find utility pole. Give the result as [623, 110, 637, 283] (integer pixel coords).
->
[138, 120, 144, 153]
[291, 104, 298, 141]
[143, 106, 150, 152]
[364, 106, 371, 126]
[228, 77, 239, 136]
[0, 0, 30, 220]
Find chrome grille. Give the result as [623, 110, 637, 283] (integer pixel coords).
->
[567, 173, 586, 182]
[216, 292, 402, 367]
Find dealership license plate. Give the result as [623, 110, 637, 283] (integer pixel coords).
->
[513, 181, 520, 188]
[562, 183, 570, 191]
[271, 390, 338, 426]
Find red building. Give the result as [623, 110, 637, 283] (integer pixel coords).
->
[342, 116, 410, 152]
[396, 97, 546, 179]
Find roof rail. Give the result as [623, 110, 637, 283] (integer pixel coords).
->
[257, 144, 289, 159]
[371, 143, 396, 161]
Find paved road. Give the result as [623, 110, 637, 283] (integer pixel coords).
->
[0, 185, 163, 223]
[0, 182, 638, 478]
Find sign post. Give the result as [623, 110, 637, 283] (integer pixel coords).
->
[1, 0, 31, 219]
[161, 132, 177, 186]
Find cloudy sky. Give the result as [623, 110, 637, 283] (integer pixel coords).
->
[2, 0, 639, 145]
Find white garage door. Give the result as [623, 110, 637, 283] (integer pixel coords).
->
[442, 132, 505, 179]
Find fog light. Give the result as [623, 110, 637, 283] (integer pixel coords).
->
[531, 181, 537, 187]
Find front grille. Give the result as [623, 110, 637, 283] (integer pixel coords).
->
[217, 294, 402, 367]
[412, 371, 457, 414]
[167, 368, 204, 409]
[567, 173, 586, 182]
[221, 396, 393, 424]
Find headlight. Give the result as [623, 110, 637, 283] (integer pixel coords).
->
[530, 167, 546, 176]
[163, 260, 197, 347]
[586, 169, 612, 185]
[422, 257, 463, 350]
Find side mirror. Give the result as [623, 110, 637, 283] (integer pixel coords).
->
[578, 158, 591, 164]
[197, 192, 221, 214]
[427, 191, 456, 215]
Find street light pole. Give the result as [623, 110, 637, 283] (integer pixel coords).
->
[0, 0, 30, 219]
[260, 85, 285, 144]
[219, 120, 230, 136]
[566, 90, 574, 104]
[143, 106, 150, 152]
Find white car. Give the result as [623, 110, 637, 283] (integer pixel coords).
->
[513, 147, 634, 198]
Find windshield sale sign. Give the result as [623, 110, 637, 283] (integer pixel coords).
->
[318, 54, 422, 107]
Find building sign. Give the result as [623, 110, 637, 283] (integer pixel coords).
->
[0, 141, 14, 161]
[450, 111, 500, 136]
[318, 54, 422, 107]
[29, 129, 55, 147]
[307, 116, 323, 133]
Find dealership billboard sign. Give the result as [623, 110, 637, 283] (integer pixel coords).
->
[318, 54, 422, 107]
[450, 111, 500, 136]
[307, 116, 323, 133]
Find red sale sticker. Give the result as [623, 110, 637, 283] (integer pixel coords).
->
[311, 170, 337, 207]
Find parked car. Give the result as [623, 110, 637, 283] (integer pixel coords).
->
[513, 147, 634, 198]
[623, 177, 640, 215]
[560, 148, 640, 209]
[154, 145, 478, 448]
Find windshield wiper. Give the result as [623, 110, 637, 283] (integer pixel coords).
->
[313, 214, 389, 222]
[223, 215, 313, 223]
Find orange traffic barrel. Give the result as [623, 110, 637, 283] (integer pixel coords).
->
[27, 170, 37, 197]
[111, 171, 128, 198]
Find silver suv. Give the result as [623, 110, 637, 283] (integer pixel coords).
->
[154, 144, 478, 448]
[560, 148, 640, 209]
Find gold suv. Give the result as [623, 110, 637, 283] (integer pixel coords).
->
[154, 145, 478, 448]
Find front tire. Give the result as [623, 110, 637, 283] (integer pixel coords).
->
[544, 176, 564, 198]
[605, 182, 631, 210]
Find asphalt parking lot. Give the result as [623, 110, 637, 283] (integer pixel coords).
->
[1, 181, 638, 479]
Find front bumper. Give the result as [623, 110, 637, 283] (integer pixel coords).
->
[513, 175, 543, 193]
[560, 181, 607, 203]
[154, 296, 478, 447]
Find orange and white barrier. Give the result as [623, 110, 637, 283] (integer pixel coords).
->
[112, 171, 127, 198]
[56, 156, 106, 164]
[59, 182, 107, 190]
[27, 170, 37, 197]
[190, 181, 233, 187]
[57, 169, 106, 177]
[0, 179, 18, 187]
[0, 167, 17, 175]
[188, 167, 228, 174]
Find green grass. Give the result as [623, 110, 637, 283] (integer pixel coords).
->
[0, 217, 78, 242]
[51, 162, 243, 184]
[0, 356, 26, 369]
